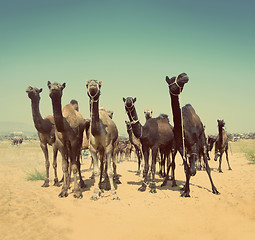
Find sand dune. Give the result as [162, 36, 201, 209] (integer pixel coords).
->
[0, 140, 255, 240]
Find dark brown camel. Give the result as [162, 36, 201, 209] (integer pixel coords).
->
[214, 120, 232, 172]
[166, 73, 220, 197]
[26, 86, 60, 187]
[125, 120, 143, 175]
[48, 82, 86, 198]
[123, 97, 176, 192]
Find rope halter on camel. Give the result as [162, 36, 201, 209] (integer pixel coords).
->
[168, 75, 183, 96]
[87, 83, 100, 103]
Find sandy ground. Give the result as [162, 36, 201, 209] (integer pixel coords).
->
[0, 139, 255, 240]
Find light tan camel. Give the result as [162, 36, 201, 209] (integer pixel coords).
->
[86, 79, 119, 200]
[48, 81, 86, 198]
[26, 86, 60, 187]
[144, 109, 153, 121]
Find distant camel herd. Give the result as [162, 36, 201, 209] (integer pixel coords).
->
[26, 73, 231, 200]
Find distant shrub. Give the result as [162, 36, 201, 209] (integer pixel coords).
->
[26, 169, 45, 181]
[243, 149, 255, 164]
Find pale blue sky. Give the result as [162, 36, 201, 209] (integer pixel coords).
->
[0, 0, 254, 135]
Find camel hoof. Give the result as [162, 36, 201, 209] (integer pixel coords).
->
[172, 181, 177, 187]
[149, 188, 157, 194]
[90, 194, 99, 201]
[228, 168, 232, 171]
[161, 181, 167, 187]
[138, 185, 146, 192]
[41, 179, 50, 188]
[53, 178, 61, 187]
[112, 195, 120, 200]
[58, 191, 68, 198]
[181, 192, 190, 198]
[114, 179, 122, 184]
[218, 170, 223, 173]
[136, 170, 141, 175]
[79, 180, 86, 189]
[213, 188, 220, 195]
[73, 192, 83, 199]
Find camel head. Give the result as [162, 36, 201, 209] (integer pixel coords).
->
[26, 86, 42, 100]
[123, 97, 136, 111]
[217, 119, 225, 128]
[144, 109, 153, 120]
[70, 99, 79, 111]
[107, 110, 113, 119]
[86, 79, 102, 102]
[166, 73, 189, 96]
[47, 81, 66, 100]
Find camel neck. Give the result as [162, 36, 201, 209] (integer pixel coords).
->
[51, 96, 65, 132]
[90, 100, 100, 136]
[218, 126, 223, 144]
[126, 107, 143, 139]
[31, 98, 49, 133]
[170, 94, 182, 148]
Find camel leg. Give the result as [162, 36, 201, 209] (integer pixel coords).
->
[218, 152, 223, 173]
[139, 147, 149, 192]
[203, 151, 220, 195]
[76, 154, 86, 189]
[105, 144, 119, 200]
[70, 143, 82, 199]
[40, 143, 50, 187]
[90, 148, 101, 200]
[225, 149, 232, 170]
[150, 147, 158, 193]
[170, 151, 177, 187]
[112, 150, 121, 184]
[58, 146, 69, 198]
[136, 147, 141, 175]
[52, 144, 61, 187]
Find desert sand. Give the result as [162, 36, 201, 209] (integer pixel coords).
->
[0, 139, 255, 240]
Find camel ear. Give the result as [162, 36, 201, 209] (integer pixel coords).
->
[62, 83, 66, 89]
[133, 97, 136, 103]
[99, 80, 103, 86]
[166, 76, 170, 84]
[123, 97, 126, 102]
[151, 110, 153, 113]
[85, 80, 89, 86]
[47, 81, 51, 89]
[144, 110, 146, 113]
[39, 88, 43, 93]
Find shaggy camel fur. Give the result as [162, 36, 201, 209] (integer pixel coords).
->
[166, 73, 219, 197]
[214, 120, 232, 172]
[26, 86, 60, 187]
[123, 97, 175, 193]
[48, 82, 86, 198]
[86, 79, 119, 200]
[125, 120, 143, 174]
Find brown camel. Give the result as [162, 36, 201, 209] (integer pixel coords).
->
[123, 97, 176, 192]
[26, 86, 60, 187]
[214, 120, 232, 172]
[48, 82, 86, 198]
[125, 120, 143, 174]
[166, 73, 219, 197]
[86, 79, 119, 200]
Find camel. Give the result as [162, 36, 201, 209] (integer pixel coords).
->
[86, 79, 119, 200]
[47, 82, 86, 198]
[214, 120, 232, 172]
[123, 97, 176, 193]
[26, 86, 60, 187]
[144, 109, 153, 121]
[166, 73, 219, 197]
[143, 109, 176, 182]
[125, 120, 143, 174]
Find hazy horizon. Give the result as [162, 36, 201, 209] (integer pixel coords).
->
[1, 0, 254, 136]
